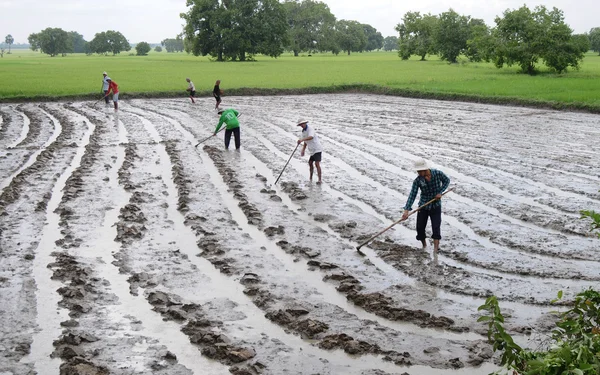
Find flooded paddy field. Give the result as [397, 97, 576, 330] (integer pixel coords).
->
[1, 94, 598, 375]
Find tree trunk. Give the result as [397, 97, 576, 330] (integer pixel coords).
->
[218, 50, 223, 61]
[347, 50, 350, 55]
[240, 51, 246, 61]
[420, 54, 426, 61]
[294, 50, 299, 56]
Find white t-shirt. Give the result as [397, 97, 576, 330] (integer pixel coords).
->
[103, 76, 110, 90]
[188, 81, 195, 91]
[301, 125, 323, 155]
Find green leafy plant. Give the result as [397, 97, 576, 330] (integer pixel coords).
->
[478, 289, 600, 374]
[580, 209, 600, 238]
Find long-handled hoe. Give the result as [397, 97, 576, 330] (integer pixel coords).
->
[194, 127, 226, 148]
[356, 187, 455, 255]
[274, 143, 300, 185]
[92, 95, 108, 109]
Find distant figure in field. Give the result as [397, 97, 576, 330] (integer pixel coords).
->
[213, 107, 241, 149]
[401, 159, 450, 253]
[102, 72, 111, 105]
[296, 119, 323, 184]
[213, 79, 222, 110]
[104, 78, 119, 111]
[186, 78, 196, 103]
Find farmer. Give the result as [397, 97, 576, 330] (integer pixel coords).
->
[104, 78, 119, 111]
[213, 79, 222, 109]
[296, 119, 323, 184]
[102, 72, 111, 105]
[213, 107, 241, 149]
[401, 159, 450, 253]
[186, 78, 196, 103]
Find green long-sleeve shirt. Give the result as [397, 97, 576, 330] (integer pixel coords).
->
[214, 109, 240, 133]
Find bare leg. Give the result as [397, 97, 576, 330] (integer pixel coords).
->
[308, 160, 314, 181]
[114, 101, 118, 111]
[421, 239, 427, 249]
[315, 161, 322, 184]
[433, 239, 440, 252]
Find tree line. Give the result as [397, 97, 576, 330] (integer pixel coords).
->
[396, 5, 599, 74]
[16, 0, 600, 72]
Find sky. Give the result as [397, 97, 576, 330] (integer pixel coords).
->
[1, 0, 598, 44]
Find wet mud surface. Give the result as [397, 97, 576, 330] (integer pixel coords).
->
[1, 95, 599, 374]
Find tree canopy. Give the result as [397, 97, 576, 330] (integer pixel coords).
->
[383, 36, 398, 51]
[590, 27, 600, 55]
[435, 9, 470, 63]
[181, 0, 288, 61]
[395, 12, 438, 60]
[28, 28, 72, 57]
[5, 34, 14, 53]
[362, 24, 383, 51]
[283, 0, 336, 56]
[68, 32, 87, 53]
[161, 37, 185, 52]
[335, 19, 366, 55]
[135, 42, 151, 55]
[490, 5, 584, 74]
[89, 30, 130, 55]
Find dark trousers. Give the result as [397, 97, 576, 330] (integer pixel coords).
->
[224, 127, 240, 149]
[416, 206, 442, 241]
[104, 90, 110, 103]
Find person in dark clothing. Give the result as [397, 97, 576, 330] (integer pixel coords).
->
[401, 159, 450, 253]
[213, 79, 222, 109]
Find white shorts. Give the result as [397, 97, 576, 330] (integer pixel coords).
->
[112, 93, 119, 102]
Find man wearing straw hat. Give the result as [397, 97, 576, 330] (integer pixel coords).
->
[401, 159, 450, 252]
[102, 72, 111, 106]
[296, 119, 323, 184]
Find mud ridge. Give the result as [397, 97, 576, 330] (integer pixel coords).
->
[113, 142, 263, 374]
[0, 108, 11, 139]
[47, 251, 110, 375]
[200, 145, 485, 366]
[15, 106, 44, 148]
[40, 104, 80, 147]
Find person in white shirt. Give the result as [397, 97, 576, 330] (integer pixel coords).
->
[102, 72, 111, 105]
[296, 119, 323, 184]
[186, 78, 196, 103]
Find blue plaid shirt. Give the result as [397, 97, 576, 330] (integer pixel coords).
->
[403, 169, 450, 211]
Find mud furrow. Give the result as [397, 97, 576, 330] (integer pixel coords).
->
[12, 106, 46, 149]
[130, 106, 496, 373]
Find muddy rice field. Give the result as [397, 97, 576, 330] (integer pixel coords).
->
[1, 94, 599, 375]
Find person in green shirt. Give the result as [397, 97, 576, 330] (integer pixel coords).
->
[213, 107, 241, 149]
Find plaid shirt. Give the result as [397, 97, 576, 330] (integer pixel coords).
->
[403, 169, 450, 211]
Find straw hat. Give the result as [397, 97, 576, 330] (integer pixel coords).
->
[296, 119, 308, 126]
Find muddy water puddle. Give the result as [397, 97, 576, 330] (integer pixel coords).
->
[2, 96, 599, 374]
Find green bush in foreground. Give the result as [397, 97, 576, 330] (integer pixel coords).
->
[478, 289, 600, 374]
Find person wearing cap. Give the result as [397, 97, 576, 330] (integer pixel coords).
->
[102, 72, 111, 105]
[401, 160, 450, 252]
[296, 119, 323, 184]
[186, 78, 196, 103]
[104, 78, 120, 111]
[213, 107, 241, 149]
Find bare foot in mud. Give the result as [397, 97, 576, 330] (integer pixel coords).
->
[316, 181, 322, 185]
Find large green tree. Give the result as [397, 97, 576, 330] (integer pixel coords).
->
[465, 22, 495, 62]
[383, 36, 398, 51]
[493, 5, 584, 74]
[89, 30, 130, 55]
[589, 27, 600, 55]
[435, 9, 470, 63]
[5, 34, 14, 54]
[362, 24, 383, 51]
[335, 20, 366, 55]
[283, 0, 336, 56]
[135, 42, 151, 55]
[28, 28, 72, 57]
[161, 37, 185, 52]
[395, 12, 438, 60]
[181, 0, 288, 61]
[68, 31, 87, 53]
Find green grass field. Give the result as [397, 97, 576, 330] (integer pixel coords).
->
[1, 49, 600, 110]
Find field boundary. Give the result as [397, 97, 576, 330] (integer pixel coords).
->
[1, 84, 599, 114]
